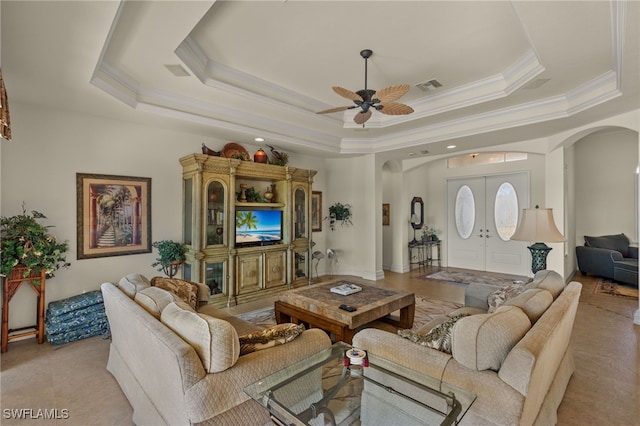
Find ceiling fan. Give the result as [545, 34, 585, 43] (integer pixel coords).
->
[316, 49, 414, 125]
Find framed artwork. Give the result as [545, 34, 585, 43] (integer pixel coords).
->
[311, 191, 322, 232]
[76, 173, 152, 259]
[382, 203, 390, 226]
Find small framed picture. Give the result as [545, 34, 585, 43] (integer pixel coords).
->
[382, 203, 390, 226]
[312, 191, 322, 232]
[76, 173, 152, 259]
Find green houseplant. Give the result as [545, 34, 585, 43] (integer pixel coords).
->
[325, 202, 353, 230]
[0, 207, 70, 279]
[151, 240, 187, 278]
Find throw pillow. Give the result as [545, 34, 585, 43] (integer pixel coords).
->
[134, 286, 177, 318]
[239, 323, 306, 356]
[504, 288, 553, 323]
[584, 233, 630, 257]
[397, 313, 471, 354]
[487, 283, 526, 313]
[117, 273, 151, 298]
[151, 277, 199, 310]
[524, 269, 565, 299]
[161, 301, 239, 373]
[451, 305, 531, 371]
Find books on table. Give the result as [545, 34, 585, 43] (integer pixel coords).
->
[330, 283, 362, 296]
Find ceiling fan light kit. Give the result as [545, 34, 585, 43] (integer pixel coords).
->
[317, 49, 414, 125]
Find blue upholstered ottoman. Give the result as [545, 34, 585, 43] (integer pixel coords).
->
[45, 290, 110, 345]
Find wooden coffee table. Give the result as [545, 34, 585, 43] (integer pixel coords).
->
[275, 281, 415, 344]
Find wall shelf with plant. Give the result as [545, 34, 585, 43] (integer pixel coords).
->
[325, 202, 353, 231]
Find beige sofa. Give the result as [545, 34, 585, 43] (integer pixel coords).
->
[101, 274, 332, 426]
[353, 270, 582, 426]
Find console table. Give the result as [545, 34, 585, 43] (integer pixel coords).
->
[408, 240, 442, 268]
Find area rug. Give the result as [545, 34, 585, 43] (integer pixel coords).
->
[419, 270, 529, 288]
[592, 277, 638, 300]
[236, 296, 462, 331]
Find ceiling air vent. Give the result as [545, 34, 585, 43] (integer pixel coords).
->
[415, 79, 443, 92]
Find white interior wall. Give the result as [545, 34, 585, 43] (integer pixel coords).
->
[574, 128, 638, 244]
[0, 102, 328, 328]
[404, 153, 546, 269]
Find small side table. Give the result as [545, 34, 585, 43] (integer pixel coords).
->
[408, 240, 442, 268]
[1, 267, 46, 353]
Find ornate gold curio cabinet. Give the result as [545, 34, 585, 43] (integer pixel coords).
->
[180, 154, 316, 307]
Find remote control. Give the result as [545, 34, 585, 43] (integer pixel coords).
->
[339, 304, 357, 312]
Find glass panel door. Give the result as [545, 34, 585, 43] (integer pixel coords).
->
[183, 178, 193, 245]
[205, 260, 226, 295]
[293, 187, 307, 239]
[206, 180, 226, 246]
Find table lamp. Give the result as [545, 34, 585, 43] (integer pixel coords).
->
[410, 214, 420, 244]
[510, 206, 565, 274]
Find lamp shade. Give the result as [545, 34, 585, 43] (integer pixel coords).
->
[410, 214, 419, 224]
[510, 207, 565, 243]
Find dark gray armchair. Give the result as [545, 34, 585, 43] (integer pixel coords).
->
[576, 233, 638, 287]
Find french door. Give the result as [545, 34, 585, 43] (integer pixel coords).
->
[447, 173, 530, 275]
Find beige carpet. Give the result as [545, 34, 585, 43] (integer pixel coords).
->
[236, 296, 462, 332]
[591, 277, 638, 300]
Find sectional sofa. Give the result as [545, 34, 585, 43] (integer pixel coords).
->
[101, 274, 331, 426]
[353, 270, 582, 426]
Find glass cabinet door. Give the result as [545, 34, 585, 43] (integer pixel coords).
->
[205, 260, 226, 296]
[293, 249, 308, 281]
[183, 178, 193, 245]
[293, 187, 307, 239]
[206, 180, 226, 246]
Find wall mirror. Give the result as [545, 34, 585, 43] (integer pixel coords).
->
[411, 196, 424, 229]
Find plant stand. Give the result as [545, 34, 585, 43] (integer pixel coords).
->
[1, 266, 46, 353]
[162, 261, 182, 279]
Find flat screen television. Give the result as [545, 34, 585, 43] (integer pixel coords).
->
[235, 209, 283, 247]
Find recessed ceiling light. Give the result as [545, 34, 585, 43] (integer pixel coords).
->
[447, 145, 456, 149]
[420, 150, 430, 155]
[255, 137, 264, 142]
[408, 152, 416, 157]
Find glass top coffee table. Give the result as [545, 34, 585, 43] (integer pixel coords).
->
[244, 342, 475, 426]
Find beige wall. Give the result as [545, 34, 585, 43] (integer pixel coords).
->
[3, 101, 639, 329]
[0, 102, 328, 328]
[574, 128, 638, 244]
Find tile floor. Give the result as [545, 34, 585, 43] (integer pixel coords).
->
[1, 267, 638, 425]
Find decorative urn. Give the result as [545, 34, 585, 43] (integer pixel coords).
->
[253, 148, 268, 163]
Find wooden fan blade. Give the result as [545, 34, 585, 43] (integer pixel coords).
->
[316, 106, 353, 114]
[378, 102, 414, 115]
[354, 109, 372, 125]
[333, 86, 363, 102]
[374, 84, 410, 103]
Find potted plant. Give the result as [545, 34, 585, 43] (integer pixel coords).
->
[421, 226, 438, 241]
[151, 240, 187, 278]
[325, 202, 353, 230]
[0, 206, 70, 279]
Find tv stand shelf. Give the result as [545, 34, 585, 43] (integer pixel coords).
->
[180, 154, 316, 307]
[235, 202, 285, 208]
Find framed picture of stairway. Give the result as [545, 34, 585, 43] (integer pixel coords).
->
[76, 173, 152, 259]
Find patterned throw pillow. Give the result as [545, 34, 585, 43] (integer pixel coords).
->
[239, 323, 306, 356]
[397, 313, 470, 354]
[150, 277, 198, 310]
[487, 283, 526, 313]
